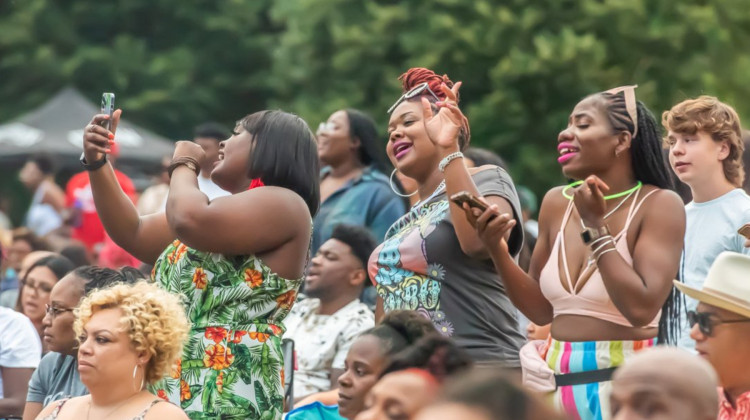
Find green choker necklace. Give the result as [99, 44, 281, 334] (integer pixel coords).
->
[562, 180, 642, 200]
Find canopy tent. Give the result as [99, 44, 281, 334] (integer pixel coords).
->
[0, 87, 175, 167]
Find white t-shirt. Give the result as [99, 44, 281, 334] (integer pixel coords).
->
[678, 189, 750, 350]
[0, 307, 42, 398]
[284, 298, 374, 398]
[197, 175, 230, 201]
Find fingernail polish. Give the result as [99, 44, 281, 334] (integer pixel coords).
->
[108, 133, 114, 139]
[109, 140, 115, 144]
[105, 149, 111, 153]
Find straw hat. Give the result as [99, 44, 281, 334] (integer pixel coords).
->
[674, 252, 750, 318]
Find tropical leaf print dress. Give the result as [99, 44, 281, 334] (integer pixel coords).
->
[152, 240, 301, 420]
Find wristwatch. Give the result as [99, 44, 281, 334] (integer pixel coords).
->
[79, 152, 108, 171]
[581, 225, 610, 245]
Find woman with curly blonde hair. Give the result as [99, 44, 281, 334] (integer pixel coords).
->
[35, 282, 190, 420]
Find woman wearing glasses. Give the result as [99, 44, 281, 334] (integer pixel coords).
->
[314, 109, 406, 254]
[462, 87, 685, 419]
[21, 266, 141, 420]
[16, 255, 74, 349]
[368, 67, 526, 368]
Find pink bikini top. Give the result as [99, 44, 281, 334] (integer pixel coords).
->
[539, 188, 661, 328]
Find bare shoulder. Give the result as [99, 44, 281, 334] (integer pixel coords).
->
[234, 186, 311, 222]
[539, 186, 570, 216]
[639, 186, 685, 214]
[143, 401, 189, 420]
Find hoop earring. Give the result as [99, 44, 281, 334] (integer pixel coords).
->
[133, 364, 144, 392]
[390, 169, 418, 198]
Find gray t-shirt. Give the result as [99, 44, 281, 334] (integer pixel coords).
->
[678, 188, 750, 350]
[27, 352, 88, 406]
[369, 167, 526, 366]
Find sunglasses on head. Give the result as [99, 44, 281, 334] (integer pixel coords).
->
[687, 310, 750, 336]
[387, 82, 441, 114]
[604, 85, 639, 139]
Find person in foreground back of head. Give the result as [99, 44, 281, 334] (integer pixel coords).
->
[609, 347, 718, 420]
[354, 335, 473, 420]
[662, 96, 750, 351]
[286, 224, 377, 400]
[414, 370, 564, 420]
[287, 310, 437, 420]
[35, 281, 189, 420]
[22, 266, 143, 420]
[674, 251, 750, 420]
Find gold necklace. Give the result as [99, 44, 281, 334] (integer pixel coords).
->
[87, 392, 140, 420]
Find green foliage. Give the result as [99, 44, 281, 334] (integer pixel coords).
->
[1, 0, 749, 197]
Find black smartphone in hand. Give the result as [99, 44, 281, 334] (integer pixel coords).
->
[450, 191, 488, 212]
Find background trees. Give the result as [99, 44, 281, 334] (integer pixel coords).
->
[1, 0, 749, 222]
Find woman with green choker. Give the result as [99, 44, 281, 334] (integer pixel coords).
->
[460, 86, 685, 420]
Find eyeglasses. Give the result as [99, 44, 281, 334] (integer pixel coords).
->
[604, 85, 639, 139]
[45, 304, 73, 318]
[687, 310, 750, 336]
[21, 279, 54, 294]
[387, 82, 441, 114]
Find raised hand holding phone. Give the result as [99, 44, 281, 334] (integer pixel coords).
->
[82, 93, 121, 165]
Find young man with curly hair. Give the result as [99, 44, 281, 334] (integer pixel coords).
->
[662, 96, 750, 350]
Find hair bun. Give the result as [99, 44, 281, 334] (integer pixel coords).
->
[398, 68, 456, 103]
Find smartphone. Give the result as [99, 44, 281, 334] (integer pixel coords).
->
[739, 223, 750, 239]
[450, 191, 488, 212]
[99, 92, 115, 130]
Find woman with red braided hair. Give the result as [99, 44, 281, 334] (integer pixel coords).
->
[367, 68, 526, 369]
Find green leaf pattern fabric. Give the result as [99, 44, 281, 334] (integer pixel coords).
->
[151, 240, 302, 420]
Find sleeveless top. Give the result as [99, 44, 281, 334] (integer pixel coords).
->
[539, 188, 661, 328]
[151, 239, 302, 333]
[41, 398, 163, 420]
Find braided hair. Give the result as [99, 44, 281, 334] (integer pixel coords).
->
[597, 91, 681, 344]
[397, 68, 470, 150]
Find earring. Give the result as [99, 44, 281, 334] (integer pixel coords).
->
[390, 169, 418, 198]
[133, 364, 144, 392]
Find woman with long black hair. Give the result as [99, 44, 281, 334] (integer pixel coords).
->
[314, 109, 406, 253]
[462, 86, 685, 419]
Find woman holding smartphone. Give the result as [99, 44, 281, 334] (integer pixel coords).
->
[367, 67, 526, 369]
[81, 108, 319, 419]
[461, 87, 685, 419]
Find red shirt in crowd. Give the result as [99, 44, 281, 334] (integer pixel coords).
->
[719, 389, 750, 420]
[65, 170, 140, 268]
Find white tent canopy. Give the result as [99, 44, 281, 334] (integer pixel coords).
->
[0, 87, 175, 166]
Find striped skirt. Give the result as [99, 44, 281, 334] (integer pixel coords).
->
[544, 338, 655, 420]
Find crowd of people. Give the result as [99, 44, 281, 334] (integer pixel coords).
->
[0, 66, 749, 420]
